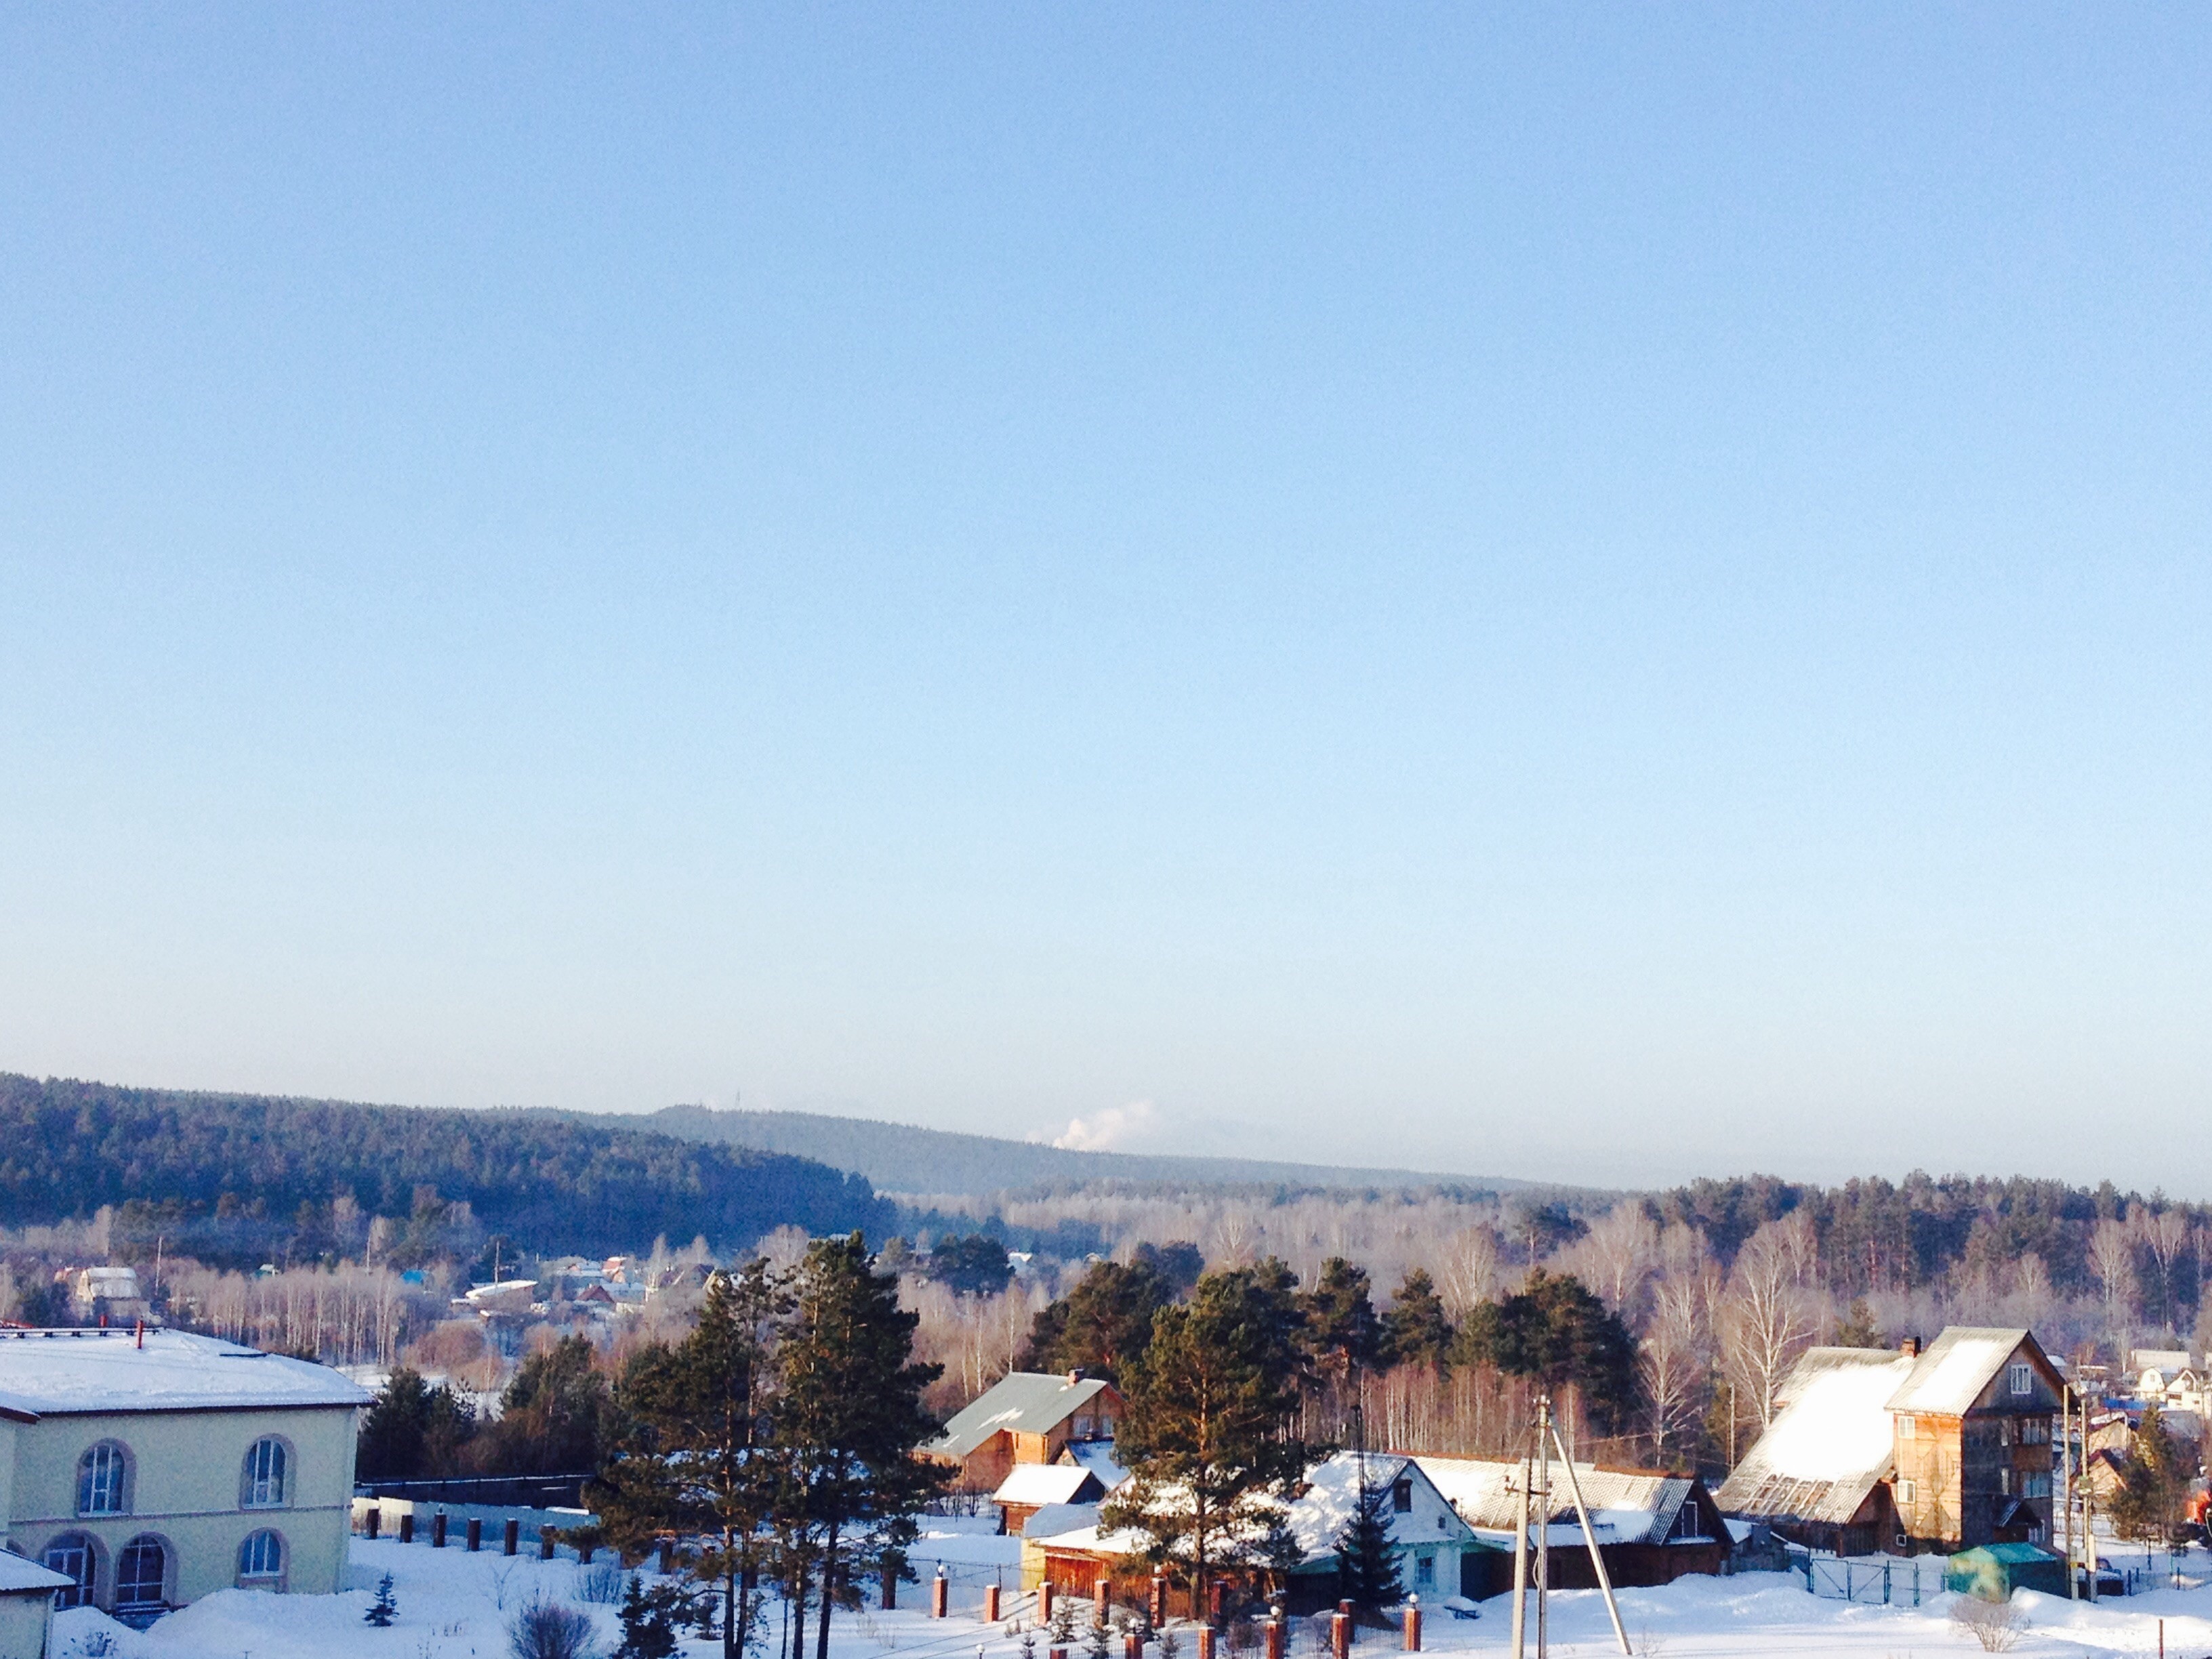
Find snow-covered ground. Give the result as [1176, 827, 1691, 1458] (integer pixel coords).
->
[42, 1527, 2212, 1659]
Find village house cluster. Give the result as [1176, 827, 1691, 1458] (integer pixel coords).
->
[0, 1304, 2199, 1658]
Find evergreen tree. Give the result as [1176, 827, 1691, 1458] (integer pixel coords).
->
[2112, 1403, 2193, 1545]
[776, 1233, 945, 1659]
[1832, 1299, 1884, 1349]
[1018, 1260, 1170, 1384]
[1378, 1271, 1455, 1372]
[356, 1368, 478, 1479]
[1300, 1258, 1382, 1378]
[615, 1576, 682, 1659]
[1456, 1271, 1642, 1434]
[927, 1235, 1014, 1297]
[1334, 1459, 1403, 1618]
[477, 1335, 619, 1476]
[364, 1573, 398, 1627]
[1105, 1261, 1309, 1622]
[593, 1264, 791, 1659]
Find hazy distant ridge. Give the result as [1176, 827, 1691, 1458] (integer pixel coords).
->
[607, 1105, 1530, 1196]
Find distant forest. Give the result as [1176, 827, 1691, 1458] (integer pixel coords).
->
[0, 1076, 892, 1272]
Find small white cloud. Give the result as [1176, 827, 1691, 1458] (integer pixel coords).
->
[1049, 1099, 1160, 1153]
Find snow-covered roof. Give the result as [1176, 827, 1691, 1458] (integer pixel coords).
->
[930, 1373, 1116, 1460]
[1021, 1502, 1103, 1539]
[0, 1328, 373, 1417]
[2131, 1349, 2192, 1372]
[1061, 1439, 1130, 1491]
[0, 1551, 73, 1595]
[1715, 1347, 1915, 1527]
[1413, 1456, 1704, 1547]
[1885, 1328, 2046, 1415]
[994, 1463, 1105, 1507]
[1290, 1453, 1472, 1565]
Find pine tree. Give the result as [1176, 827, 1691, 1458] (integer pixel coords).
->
[1832, 1299, 1883, 1349]
[776, 1232, 946, 1659]
[1105, 1261, 1309, 1623]
[363, 1572, 398, 1628]
[1019, 1261, 1170, 1384]
[592, 1263, 790, 1659]
[615, 1576, 680, 1659]
[1378, 1272, 1455, 1372]
[1334, 1460, 1403, 1618]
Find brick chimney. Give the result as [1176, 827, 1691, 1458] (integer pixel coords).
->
[1067, 1368, 1084, 1385]
[1900, 1336, 1920, 1358]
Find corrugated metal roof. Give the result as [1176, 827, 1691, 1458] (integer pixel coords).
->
[929, 1372, 1114, 1460]
[1715, 1347, 1915, 1527]
[994, 1463, 1105, 1507]
[1413, 1456, 1698, 1547]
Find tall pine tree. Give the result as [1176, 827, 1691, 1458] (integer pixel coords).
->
[592, 1264, 790, 1659]
[1105, 1261, 1309, 1622]
[776, 1233, 945, 1659]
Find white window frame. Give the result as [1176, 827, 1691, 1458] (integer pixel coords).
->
[2010, 1363, 2032, 1396]
[77, 1443, 129, 1517]
[243, 1437, 289, 1509]
[1898, 1477, 1917, 1503]
[238, 1528, 286, 1585]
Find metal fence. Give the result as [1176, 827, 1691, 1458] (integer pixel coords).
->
[1796, 1552, 1946, 1607]
[355, 1473, 592, 1508]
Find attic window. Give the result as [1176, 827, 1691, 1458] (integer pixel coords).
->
[2010, 1364, 2032, 1396]
[1898, 1478, 1917, 1504]
[1393, 1479, 1413, 1514]
[1898, 1415, 1916, 1439]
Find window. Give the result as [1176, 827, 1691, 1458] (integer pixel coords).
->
[116, 1536, 166, 1612]
[243, 1437, 288, 1508]
[77, 1443, 129, 1516]
[1894, 1532, 1909, 1551]
[2026, 1474, 2051, 1498]
[43, 1534, 95, 1611]
[1898, 1415, 1916, 1439]
[2028, 1524, 2045, 1544]
[1898, 1478, 1917, 1503]
[2022, 1418, 2049, 1445]
[1999, 1419, 2011, 1448]
[1414, 1554, 1433, 1588]
[1392, 1479, 1413, 1515]
[2009, 1364, 2032, 1397]
[2000, 1469, 2011, 1496]
[238, 1530, 285, 1585]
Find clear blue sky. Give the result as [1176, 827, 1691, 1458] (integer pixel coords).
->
[3, 7, 2207, 1191]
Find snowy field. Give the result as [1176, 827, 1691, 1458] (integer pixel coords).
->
[41, 1523, 2212, 1659]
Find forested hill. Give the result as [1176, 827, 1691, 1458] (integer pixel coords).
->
[0, 1075, 891, 1269]
[588, 1104, 1525, 1197]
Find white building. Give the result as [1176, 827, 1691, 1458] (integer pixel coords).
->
[0, 1328, 371, 1618]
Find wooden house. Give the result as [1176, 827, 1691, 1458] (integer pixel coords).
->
[926, 1371, 1124, 1494]
[1887, 1328, 2062, 1552]
[993, 1462, 1108, 1535]
[1719, 1327, 2064, 1556]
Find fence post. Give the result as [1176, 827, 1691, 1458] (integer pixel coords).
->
[1332, 1603, 1352, 1659]
[1196, 1629, 1215, 1659]
[398, 1512, 415, 1545]
[1151, 1575, 1168, 1627]
[366, 1507, 382, 1540]
[1881, 1559, 1889, 1605]
[1402, 1595, 1420, 1652]
[882, 1564, 897, 1612]
[1096, 1578, 1111, 1622]
[1039, 1581, 1054, 1624]
[504, 1519, 519, 1557]
[432, 1511, 447, 1549]
[933, 1570, 949, 1619]
[1264, 1610, 1285, 1659]
[466, 1517, 483, 1553]
[539, 1526, 556, 1561]
[985, 1585, 1002, 1623]
[1125, 1636, 1144, 1659]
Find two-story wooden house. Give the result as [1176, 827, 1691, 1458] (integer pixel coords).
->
[925, 1370, 1124, 1494]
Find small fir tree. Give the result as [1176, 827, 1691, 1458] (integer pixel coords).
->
[1334, 1461, 1402, 1619]
[364, 1572, 398, 1628]
[615, 1576, 680, 1659]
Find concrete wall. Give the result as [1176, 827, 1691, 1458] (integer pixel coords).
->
[0, 1592, 52, 1659]
[9, 1404, 357, 1609]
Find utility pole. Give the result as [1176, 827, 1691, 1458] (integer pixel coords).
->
[1509, 1454, 1529, 1659]
[2063, 1382, 2076, 1598]
[1536, 1399, 1550, 1659]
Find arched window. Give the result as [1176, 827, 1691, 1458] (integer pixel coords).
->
[43, 1534, 96, 1610]
[115, 1536, 167, 1613]
[243, 1437, 289, 1508]
[237, 1530, 285, 1586]
[77, 1443, 130, 1516]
